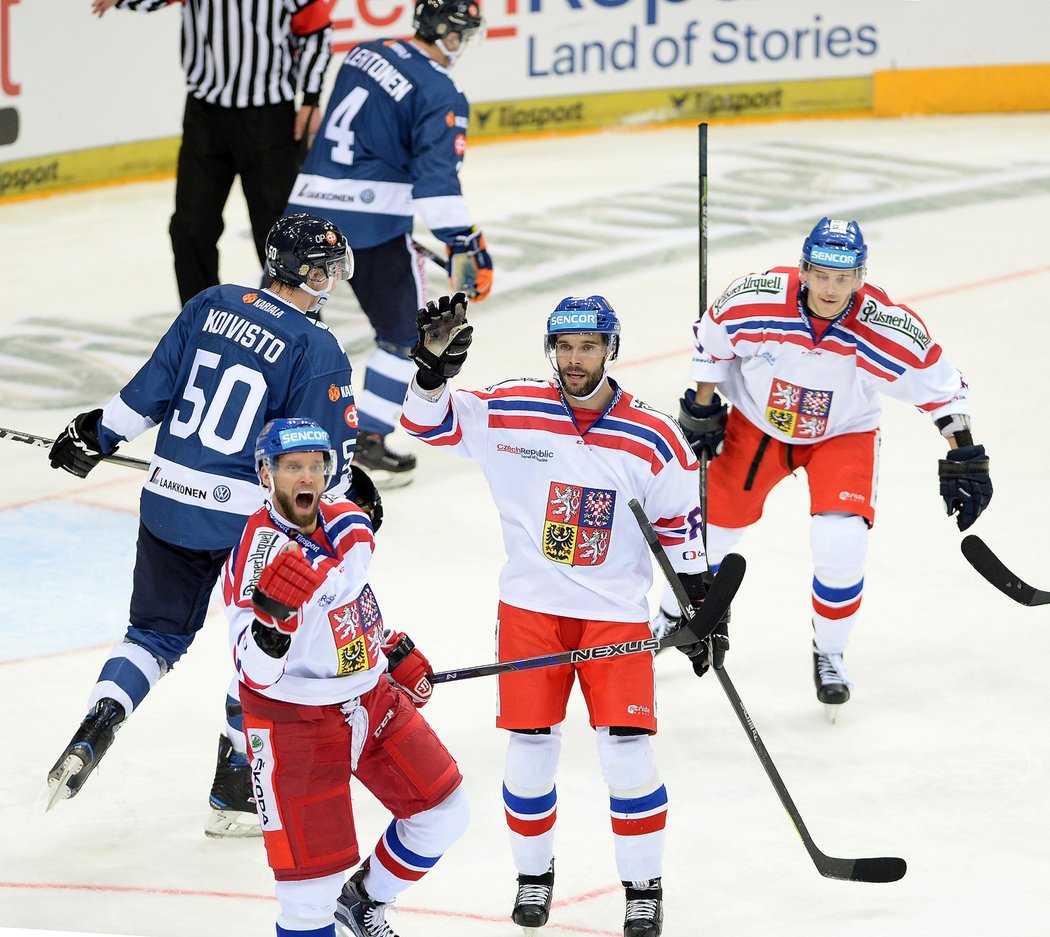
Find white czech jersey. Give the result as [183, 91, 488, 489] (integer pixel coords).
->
[401, 377, 706, 622]
[690, 266, 970, 443]
[223, 498, 387, 706]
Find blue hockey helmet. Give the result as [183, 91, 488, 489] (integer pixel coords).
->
[265, 214, 353, 290]
[255, 418, 335, 483]
[545, 295, 621, 361]
[801, 217, 867, 274]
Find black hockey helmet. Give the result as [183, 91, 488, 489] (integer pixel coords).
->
[265, 214, 353, 290]
[413, 0, 483, 45]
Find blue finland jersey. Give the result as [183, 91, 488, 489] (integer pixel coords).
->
[285, 38, 476, 249]
[97, 285, 359, 551]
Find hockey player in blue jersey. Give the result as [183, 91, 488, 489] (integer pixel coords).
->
[284, 0, 493, 486]
[45, 213, 379, 837]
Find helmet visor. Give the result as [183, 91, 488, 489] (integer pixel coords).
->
[323, 248, 354, 283]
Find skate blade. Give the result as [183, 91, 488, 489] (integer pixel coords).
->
[823, 702, 847, 725]
[45, 753, 86, 811]
[204, 808, 262, 838]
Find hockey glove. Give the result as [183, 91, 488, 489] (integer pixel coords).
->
[49, 408, 109, 478]
[678, 389, 728, 458]
[349, 464, 384, 533]
[382, 631, 434, 707]
[938, 444, 992, 532]
[674, 571, 731, 678]
[447, 227, 493, 302]
[252, 543, 325, 634]
[411, 292, 474, 390]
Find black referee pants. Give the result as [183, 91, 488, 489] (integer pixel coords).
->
[170, 94, 300, 305]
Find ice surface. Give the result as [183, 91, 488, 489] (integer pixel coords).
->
[2, 113, 1049, 937]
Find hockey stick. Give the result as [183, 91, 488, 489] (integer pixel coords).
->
[698, 121, 708, 321]
[697, 122, 710, 548]
[960, 534, 1050, 606]
[430, 552, 745, 684]
[0, 426, 152, 472]
[628, 498, 907, 884]
[412, 239, 449, 272]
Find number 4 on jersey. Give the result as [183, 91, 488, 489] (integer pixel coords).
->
[324, 88, 369, 166]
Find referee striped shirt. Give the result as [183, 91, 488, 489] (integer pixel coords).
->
[118, 0, 333, 109]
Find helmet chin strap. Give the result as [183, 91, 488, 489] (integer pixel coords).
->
[436, 38, 459, 67]
[299, 275, 334, 312]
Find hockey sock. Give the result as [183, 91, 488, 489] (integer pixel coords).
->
[88, 640, 164, 715]
[597, 729, 666, 883]
[225, 679, 247, 756]
[363, 784, 469, 904]
[275, 873, 343, 934]
[504, 728, 562, 875]
[357, 347, 415, 436]
[810, 512, 868, 653]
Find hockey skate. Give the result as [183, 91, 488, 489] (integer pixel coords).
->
[205, 734, 261, 838]
[511, 859, 555, 933]
[623, 878, 663, 937]
[46, 698, 126, 810]
[335, 866, 401, 937]
[353, 432, 415, 490]
[813, 645, 852, 723]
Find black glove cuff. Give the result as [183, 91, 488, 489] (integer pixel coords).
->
[252, 618, 292, 657]
[681, 392, 723, 418]
[75, 408, 106, 452]
[678, 394, 726, 435]
[678, 572, 708, 603]
[385, 633, 416, 671]
[414, 367, 446, 391]
[252, 587, 296, 622]
[939, 444, 989, 476]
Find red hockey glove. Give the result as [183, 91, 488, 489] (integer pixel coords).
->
[382, 631, 434, 707]
[252, 543, 325, 634]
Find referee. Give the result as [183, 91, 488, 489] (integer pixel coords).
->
[92, 0, 334, 305]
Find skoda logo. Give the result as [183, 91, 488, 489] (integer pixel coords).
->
[213, 485, 232, 503]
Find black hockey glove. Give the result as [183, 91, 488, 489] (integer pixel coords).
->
[49, 408, 108, 478]
[674, 571, 731, 678]
[349, 464, 383, 533]
[939, 444, 992, 532]
[411, 292, 473, 390]
[678, 389, 728, 458]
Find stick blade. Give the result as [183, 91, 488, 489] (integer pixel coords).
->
[846, 856, 907, 883]
[961, 535, 1038, 605]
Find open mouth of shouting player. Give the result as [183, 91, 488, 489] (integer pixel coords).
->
[268, 451, 329, 532]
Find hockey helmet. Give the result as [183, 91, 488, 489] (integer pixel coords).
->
[545, 295, 621, 361]
[413, 0, 484, 45]
[265, 214, 353, 290]
[255, 418, 335, 483]
[801, 217, 867, 274]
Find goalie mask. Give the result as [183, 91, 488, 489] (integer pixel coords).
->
[254, 418, 336, 486]
[265, 214, 354, 310]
